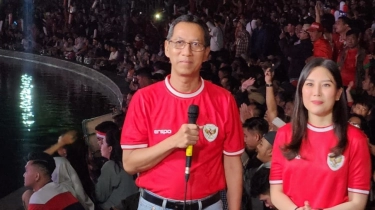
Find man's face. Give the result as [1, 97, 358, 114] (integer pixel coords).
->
[256, 138, 272, 163]
[259, 194, 275, 209]
[352, 104, 370, 117]
[165, 22, 210, 78]
[335, 19, 348, 34]
[346, 34, 358, 48]
[96, 132, 106, 146]
[299, 30, 309, 40]
[308, 30, 321, 42]
[136, 75, 149, 88]
[287, 24, 295, 34]
[24, 161, 37, 188]
[243, 128, 261, 151]
[362, 75, 373, 91]
[295, 24, 302, 38]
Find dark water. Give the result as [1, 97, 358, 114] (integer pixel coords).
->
[0, 58, 116, 199]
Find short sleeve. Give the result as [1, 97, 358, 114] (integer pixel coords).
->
[347, 129, 372, 194]
[121, 91, 149, 149]
[269, 125, 288, 185]
[223, 95, 244, 156]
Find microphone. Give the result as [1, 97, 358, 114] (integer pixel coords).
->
[185, 105, 199, 181]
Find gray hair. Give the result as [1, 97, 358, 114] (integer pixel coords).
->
[166, 15, 210, 47]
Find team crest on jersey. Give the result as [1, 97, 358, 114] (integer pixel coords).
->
[203, 124, 218, 142]
[327, 153, 345, 171]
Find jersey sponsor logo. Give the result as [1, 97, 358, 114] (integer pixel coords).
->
[203, 124, 218, 142]
[154, 129, 172, 134]
[327, 153, 345, 171]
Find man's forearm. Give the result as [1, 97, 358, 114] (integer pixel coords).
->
[224, 155, 243, 210]
[122, 136, 176, 175]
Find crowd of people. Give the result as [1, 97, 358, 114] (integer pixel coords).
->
[1, 0, 375, 209]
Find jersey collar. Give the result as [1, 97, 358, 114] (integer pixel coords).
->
[307, 123, 334, 132]
[164, 75, 204, 98]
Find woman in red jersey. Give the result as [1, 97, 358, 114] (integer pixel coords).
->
[270, 58, 371, 210]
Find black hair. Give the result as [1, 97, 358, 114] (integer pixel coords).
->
[95, 121, 118, 133]
[338, 16, 351, 26]
[135, 67, 153, 79]
[218, 66, 232, 76]
[250, 167, 270, 197]
[346, 28, 360, 39]
[27, 152, 56, 177]
[283, 58, 348, 160]
[353, 96, 373, 111]
[243, 117, 269, 137]
[166, 15, 211, 47]
[105, 129, 123, 172]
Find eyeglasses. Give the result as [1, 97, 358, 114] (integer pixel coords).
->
[348, 121, 361, 129]
[168, 40, 206, 52]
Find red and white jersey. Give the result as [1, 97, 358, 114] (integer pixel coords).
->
[121, 76, 244, 200]
[28, 182, 84, 210]
[270, 123, 371, 209]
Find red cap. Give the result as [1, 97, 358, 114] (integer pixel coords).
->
[307, 22, 323, 32]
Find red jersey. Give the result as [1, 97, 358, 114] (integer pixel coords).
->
[332, 33, 345, 61]
[338, 48, 370, 87]
[313, 38, 333, 59]
[28, 182, 84, 210]
[121, 76, 244, 200]
[270, 123, 371, 209]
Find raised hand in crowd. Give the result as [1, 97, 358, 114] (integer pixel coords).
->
[241, 77, 255, 92]
[240, 103, 253, 123]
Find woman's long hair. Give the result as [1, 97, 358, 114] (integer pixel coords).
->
[105, 129, 123, 172]
[282, 58, 348, 160]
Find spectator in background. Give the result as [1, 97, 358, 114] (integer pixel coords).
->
[333, 16, 351, 61]
[22, 152, 85, 210]
[287, 24, 313, 82]
[337, 29, 369, 88]
[307, 22, 332, 60]
[207, 20, 223, 54]
[250, 168, 275, 209]
[95, 129, 138, 210]
[134, 67, 153, 89]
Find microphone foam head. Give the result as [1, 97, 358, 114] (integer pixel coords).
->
[188, 104, 199, 115]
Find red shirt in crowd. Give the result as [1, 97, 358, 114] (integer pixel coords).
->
[332, 33, 345, 61]
[313, 37, 333, 59]
[270, 123, 371, 209]
[337, 48, 370, 87]
[121, 76, 244, 200]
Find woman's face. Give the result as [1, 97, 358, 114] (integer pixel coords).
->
[302, 66, 342, 119]
[100, 139, 112, 159]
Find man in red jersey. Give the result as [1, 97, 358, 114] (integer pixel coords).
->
[337, 29, 370, 88]
[22, 152, 85, 210]
[121, 15, 244, 210]
[307, 22, 332, 60]
[332, 16, 351, 61]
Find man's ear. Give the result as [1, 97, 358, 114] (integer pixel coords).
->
[203, 46, 211, 62]
[268, 148, 273, 157]
[368, 109, 372, 116]
[35, 172, 40, 182]
[164, 40, 170, 58]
